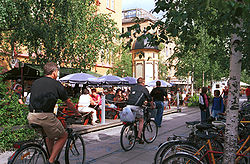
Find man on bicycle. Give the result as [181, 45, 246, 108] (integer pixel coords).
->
[27, 62, 80, 164]
[126, 77, 153, 144]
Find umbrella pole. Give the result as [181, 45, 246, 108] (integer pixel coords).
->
[101, 94, 106, 124]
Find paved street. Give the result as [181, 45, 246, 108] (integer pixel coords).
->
[83, 107, 200, 164]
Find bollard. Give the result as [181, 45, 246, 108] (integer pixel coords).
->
[101, 94, 106, 124]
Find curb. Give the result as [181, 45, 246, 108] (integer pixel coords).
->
[78, 108, 179, 135]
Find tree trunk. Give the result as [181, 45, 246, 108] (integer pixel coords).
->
[223, 32, 242, 163]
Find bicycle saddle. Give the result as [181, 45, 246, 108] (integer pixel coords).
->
[186, 121, 200, 126]
[196, 133, 217, 140]
[196, 123, 213, 130]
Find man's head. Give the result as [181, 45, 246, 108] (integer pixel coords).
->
[137, 77, 145, 86]
[214, 90, 220, 97]
[43, 62, 58, 79]
[156, 81, 161, 87]
[201, 87, 207, 94]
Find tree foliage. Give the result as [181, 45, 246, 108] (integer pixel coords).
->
[152, 0, 249, 162]
[153, 0, 249, 75]
[0, 69, 35, 151]
[0, 0, 119, 71]
[108, 45, 132, 77]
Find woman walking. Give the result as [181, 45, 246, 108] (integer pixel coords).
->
[199, 87, 210, 123]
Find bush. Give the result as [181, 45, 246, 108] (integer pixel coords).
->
[187, 94, 200, 107]
[0, 74, 35, 152]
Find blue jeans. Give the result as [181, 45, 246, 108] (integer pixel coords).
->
[154, 101, 164, 127]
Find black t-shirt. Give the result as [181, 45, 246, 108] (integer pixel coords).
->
[29, 77, 68, 112]
[150, 87, 167, 101]
[106, 94, 115, 103]
[127, 84, 152, 106]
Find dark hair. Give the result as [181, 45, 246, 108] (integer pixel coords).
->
[137, 77, 145, 84]
[201, 87, 207, 94]
[91, 88, 96, 92]
[156, 81, 161, 87]
[43, 62, 58, 75]
[83, 89, 89, 94]
[214, 90, 220, 96]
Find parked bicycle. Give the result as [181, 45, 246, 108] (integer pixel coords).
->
[8, 110, 85, 164]
[154, 120, 250, 164]
[120, 104, 158, 151]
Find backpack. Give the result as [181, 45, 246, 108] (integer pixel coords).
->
[127, 85, 146, 106]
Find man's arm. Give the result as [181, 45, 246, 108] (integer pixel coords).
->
[65, 98, 81, 115]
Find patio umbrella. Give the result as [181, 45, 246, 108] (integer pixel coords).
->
[146, 80, 172, 87]
[59, 73, 101, 84]
[122, 77, 137, 85]
[98, 75, 128, 85]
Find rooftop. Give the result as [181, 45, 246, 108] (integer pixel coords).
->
[122, 8, 157, 24]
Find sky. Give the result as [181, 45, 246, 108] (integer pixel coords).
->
[122, 0, 156, 12]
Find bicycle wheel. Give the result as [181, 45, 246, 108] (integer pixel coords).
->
[8, 143, 48, 164]
[65, 133, 85, 164]
[154, 141, 172, 164]
[159, 140, 208, 164]
[143, 120, 158, 143]
[162, 153, 202, 164]
[120, 124, 136, 151]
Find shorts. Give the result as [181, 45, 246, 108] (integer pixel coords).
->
[127, 105, 143, 119]
[27, 113, 66, 139]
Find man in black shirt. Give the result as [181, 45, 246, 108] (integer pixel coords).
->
[127, 77, 153, 144]
[150, 81, 167, 127]
[27, 62, 80, 164]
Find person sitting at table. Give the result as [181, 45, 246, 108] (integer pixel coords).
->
[114, 89, 126, 108]
[105, 88, 117, 109]
[78, 89, 98, 125]
[90, 88, 102, 121]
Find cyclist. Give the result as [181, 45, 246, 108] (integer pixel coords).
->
[126, 77, 153, 144]
[27, 62, 81, 164]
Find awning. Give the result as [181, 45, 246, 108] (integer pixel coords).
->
[2, 63, 102, 80]
[3, 64, 42, 80]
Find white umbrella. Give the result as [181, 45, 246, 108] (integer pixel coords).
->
[146, 80, 172, 87]
[240, 81, 250, 87]
[59, 73, 101, 84]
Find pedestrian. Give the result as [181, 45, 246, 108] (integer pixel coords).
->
[246, 86, 250, 102]
[211, 90, 224, 119]
[126, 77, 153, 144]
[199, 87, 210, 123]
[150, 81, 167, 127]
[27, 62, 81, 164]
[221, 86, 229, 109]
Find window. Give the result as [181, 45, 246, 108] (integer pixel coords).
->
[216, 84, 220, 88]
[106, 0, 115, 11]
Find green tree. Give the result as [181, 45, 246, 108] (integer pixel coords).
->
[0, 0, 119, 71]
[108, 46, 132, 77]
[152, 0, 249, 162]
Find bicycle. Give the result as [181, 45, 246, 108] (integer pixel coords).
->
[8, 110, 85, 164]
[158, 121, 250, 164]
[120, 104, 158, 151]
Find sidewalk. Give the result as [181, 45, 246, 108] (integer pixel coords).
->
[72, 106, 181, 135]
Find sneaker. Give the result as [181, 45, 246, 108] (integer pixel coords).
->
[136, 137, 144, 144]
